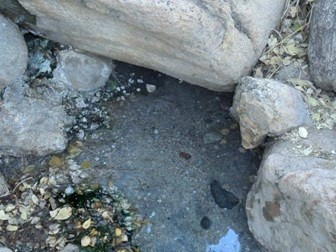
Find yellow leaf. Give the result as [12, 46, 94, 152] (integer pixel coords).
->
[49, 156, 64, 167]
[80, 160, 91, 169]
[82, 218, 91, 229]
[81, 236, 91, 247]
[115, 227, 122, 236]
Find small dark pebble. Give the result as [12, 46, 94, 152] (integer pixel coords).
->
[179, 151, 192, 160]
[210, 180, 239, 209]
[200, 216, 211, 229]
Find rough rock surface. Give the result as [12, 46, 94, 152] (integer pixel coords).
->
[308, 0, 336, 91]
[0, 83, 70, 156]
[246, 128, 336, 251]
[0, 173, 9, 197]
[15, 0, 285, 91]
[231, 77, 311, 149]
[0, 14, 28, 89]
[53, 50, 114, 92]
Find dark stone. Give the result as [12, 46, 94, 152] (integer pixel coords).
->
[308, 0, 336, 91]
[200, 216, 211, 230]
[210, 180, 239, 209]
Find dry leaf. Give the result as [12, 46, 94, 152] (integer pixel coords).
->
[6, 225, 19, 232]
[0, 210, 10, 220]
[31, 193, 39, 205]
[82, 218, 91, 229]
[81, 236, 91, 247]
[49, 156, 64, 167]
[115, 227, 122, 236]
[54, 207, 72, 220]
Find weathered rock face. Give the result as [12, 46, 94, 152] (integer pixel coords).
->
[13, 0, 285, 91]
[246, 128, 336, 251]
[308, 0, 336, 92]
[0, 14, 28, 89]
[53, 50, 114, 92]
[0, 83, 70, 156]
[231, 77, 311, 149]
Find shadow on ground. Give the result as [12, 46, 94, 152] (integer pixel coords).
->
[78, 75, 265, 251]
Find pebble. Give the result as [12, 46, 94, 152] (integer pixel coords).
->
[203, 132, 223, 144]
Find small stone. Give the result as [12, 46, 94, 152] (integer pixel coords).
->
[298, 127, 308, 139]
[203, 132, 223, 144]
[146, 84, 156, 93]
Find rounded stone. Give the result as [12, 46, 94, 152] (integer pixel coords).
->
[0, 14, 28, 89]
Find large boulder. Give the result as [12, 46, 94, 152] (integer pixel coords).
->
[246, 128, 336, 251]
[231, 77, 311, 149]
[308, 0, 336, 92]
[0, 14, 28, 89]
[12, 0, 286, 91]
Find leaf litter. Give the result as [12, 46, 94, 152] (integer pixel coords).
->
[0, 143, 141, 251]
[253, 0, 336, 131]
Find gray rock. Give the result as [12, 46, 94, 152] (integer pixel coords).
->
[16, 0, 285, 91]
[0, 248, 13, 252]
[0, 14, 27, 89]
[203, 132, 223, 145]
[231, 77, 311, 149]
[53, 50, 114, 92]
[274, 62, 312, 82]
[246, 128, 336, 251]
[0, 82, 70, 156]
[0, 173, 9, 197]
[308, 0, 336, 91]
[60, 244, 79, 252]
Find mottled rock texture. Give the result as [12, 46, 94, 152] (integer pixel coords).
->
[53, 50, 114, 92]
[246, 128, 336, 251]
[308, 0, 336, 91]
[12, 0, 285, 91]
[231, 77, 311, 148]
[0, 83, 70, 156]
[0, 14, 27, 89]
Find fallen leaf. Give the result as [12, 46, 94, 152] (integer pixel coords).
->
[49, 156, 64, 167]
[81, 236, 91, 247]
[115, 227, 122, 236]
[80, 160, 91, 169]
[54, 207, 72, 220]
[31, 193, 39, 205]
[82, 218, 91, 229]
[0, 210, 10, 220]
[6, 225, 19, 232]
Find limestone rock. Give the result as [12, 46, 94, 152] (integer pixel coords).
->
[15, 0, 285, 91]
[246, 128, 336, 251]
[231, 77, 311, 149]
[53, 50, 114, 92]
[0, 14, 28, 89]
[0, 82, 70, 156]
[308, 0, 336, 91]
